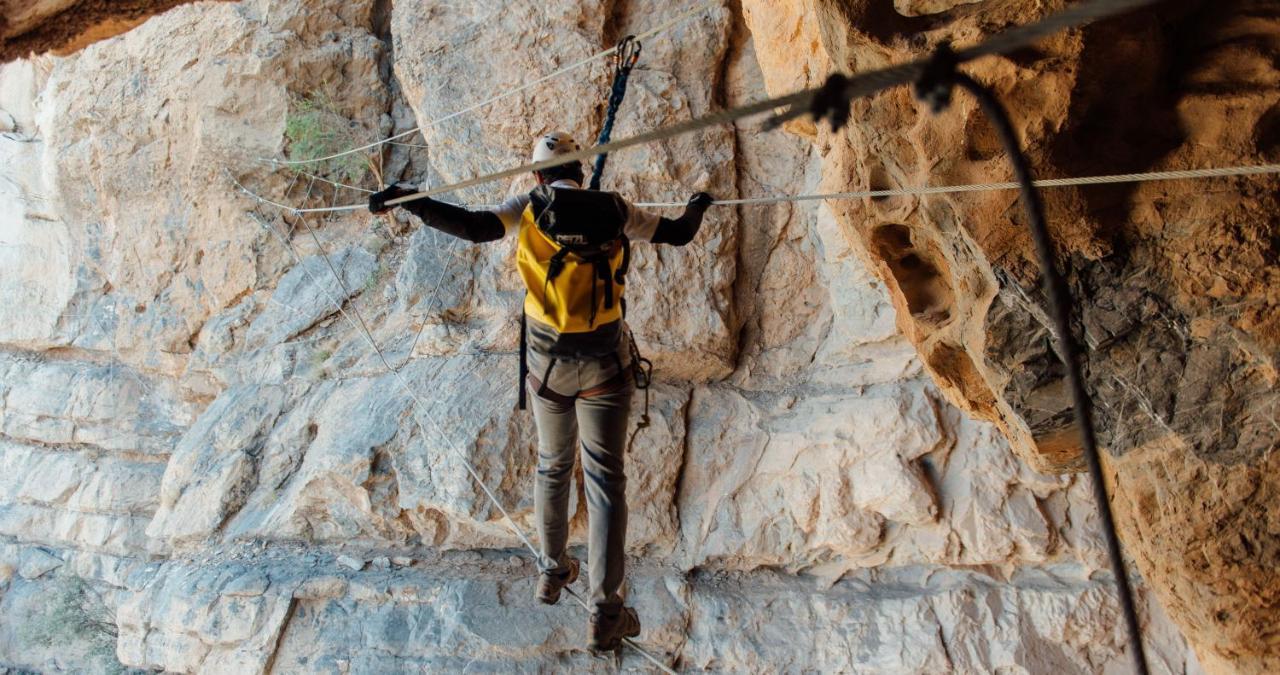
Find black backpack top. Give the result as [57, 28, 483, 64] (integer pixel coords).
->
[529, 184, 629, 256]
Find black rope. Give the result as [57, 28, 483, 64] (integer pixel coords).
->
[589, 36, 643, 190]
[768, 0, 1162, 133]
[912, 47, 1150, 675]
[518, 311, 528, 410]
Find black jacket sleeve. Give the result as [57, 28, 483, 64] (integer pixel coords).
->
[369, 183, 505, 243]
[651, 193, 712, 246]
[651, 215, 700, 246]
[402, 197, 505, 243]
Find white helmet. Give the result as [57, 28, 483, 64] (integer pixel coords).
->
[530, 131, 581, 164]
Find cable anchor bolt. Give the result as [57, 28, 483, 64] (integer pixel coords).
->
[913, 42, 959, 114]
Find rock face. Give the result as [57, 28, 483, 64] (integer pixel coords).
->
[0, 0, 224, 63]
[0, 0, 1253, 672]
[740, 0, 1279, 671]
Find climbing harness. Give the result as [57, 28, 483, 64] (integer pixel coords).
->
[224, 0, 1280, 671]
[589, 35, 643, 190]
[517, 185, 633, 408]
[514, 35, 651, 413]
[249, 207, 677, 673]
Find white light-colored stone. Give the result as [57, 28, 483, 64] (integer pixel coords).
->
[294, 575, 348, 600]
[222, 570, 270, 597]
[17, 547, 63, 579]
[0, 0, 1207, 672]
[336, 555, 365, 572]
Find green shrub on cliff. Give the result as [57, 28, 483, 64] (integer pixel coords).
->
[284, 93, 369, 184]
[19, 574, 124, 674]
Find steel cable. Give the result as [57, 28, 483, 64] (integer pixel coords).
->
[258, 0, 716, 168]
[249, 210, 679, 674]
[242, 0, 1166, 214]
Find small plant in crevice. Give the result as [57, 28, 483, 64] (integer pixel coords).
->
[18, 574, 125, 674]
[363, 263, 388, 295]
[284, 92, 372, 185]
[309, 348, 333, 372]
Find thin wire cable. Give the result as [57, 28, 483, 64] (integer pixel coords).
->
[251, 211, 677, 674]
[260, 0, 716, 168]
[283, 172, 301, 201]
[253, 209, 541, 555]
[406, 238, 461, 359]
[957, 0, 1156, 62]
[765, 0, 1162, 130]
[244, 0, 1163, 215]
[237, 162, 1280, 215]
[288, 168, 375, 194]
[302, 174, 318, 206]
[380, 89, 809, 208]
[630, 164, 1280, 207]
[230, 171, 308, 213]
[562, 586, 673, 672]
[955, 71, 1149, 675]
[230, 168, 505, 215]
[254, 89, 810, 215]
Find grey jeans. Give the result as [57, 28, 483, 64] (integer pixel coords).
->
[527, 348, 634, 614]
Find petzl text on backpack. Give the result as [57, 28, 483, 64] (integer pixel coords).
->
[516, 186, 632, 349]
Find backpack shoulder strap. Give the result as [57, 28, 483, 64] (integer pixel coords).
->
[614, 234, 631, 285]
[518, 308, 528, 410]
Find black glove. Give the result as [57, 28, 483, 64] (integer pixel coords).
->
[688, 192, 714, 211]
[653, 192, 713, 246]
[369, 184, 417, 214]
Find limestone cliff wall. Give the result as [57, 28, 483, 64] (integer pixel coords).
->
[739, 0, 1278, 671]
[0, 0, 1232, 672]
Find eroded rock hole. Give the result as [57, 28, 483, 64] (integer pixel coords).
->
[868, 165, 894, 202]
[871, 224, 954, 325]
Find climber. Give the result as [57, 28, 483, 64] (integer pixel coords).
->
[368, 131, 712, 653]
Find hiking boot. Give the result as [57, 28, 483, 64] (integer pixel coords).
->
[588, 606, 641, 652]
[536, 558, 579, 605]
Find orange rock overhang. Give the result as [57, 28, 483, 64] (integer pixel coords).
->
[1, 0, 229, 63]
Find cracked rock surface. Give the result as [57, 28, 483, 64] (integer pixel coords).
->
[741, 0, 1278, 671]
[0, 0, 1254, 672]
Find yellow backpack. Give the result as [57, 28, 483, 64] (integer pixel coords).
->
[516, 185, 632, 334]
[515, 185, 638, 410]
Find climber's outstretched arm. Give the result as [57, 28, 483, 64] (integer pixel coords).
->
[650, 192, 712, 246]
[369, 184, 505, 243]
